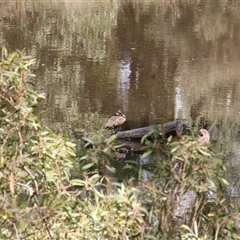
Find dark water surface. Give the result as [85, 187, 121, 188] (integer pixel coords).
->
[1, 0, 240, 193]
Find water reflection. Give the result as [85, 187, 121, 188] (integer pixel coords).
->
[117, 54, 131, 111]
[1, 0, 240, 195]
[174, 86, 184, 119]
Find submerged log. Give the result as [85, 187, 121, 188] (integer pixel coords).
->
[116, 120, 184, 140]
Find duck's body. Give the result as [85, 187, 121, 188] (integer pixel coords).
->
[199, 129, 210, 145]
[105, 110, 126, 133]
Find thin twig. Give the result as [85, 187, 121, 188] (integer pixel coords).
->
[23, 166, 39, 195]
[215, 223, 222, 240]
[13, 222, 20, 240]
[0, 94, 17, 110]
[33, 194, 53, 239]
[2, 175, 34, 197]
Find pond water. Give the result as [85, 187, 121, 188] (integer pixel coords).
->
[1, 0, 240, 194]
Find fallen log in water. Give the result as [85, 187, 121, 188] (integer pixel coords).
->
[83, 120, 185, 152]
[116, 120, 184, 140]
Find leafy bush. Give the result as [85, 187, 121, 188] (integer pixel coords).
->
[0, 48, 76, 239]
[0, 49, 239, 239]
[139, 135, 240, 239]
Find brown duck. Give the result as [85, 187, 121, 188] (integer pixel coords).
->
[199, 129, 210, 145]
[105, 110, 126, 133]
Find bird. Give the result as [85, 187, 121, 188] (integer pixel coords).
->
[198, 129, 210, 145]
[105, 110, 126, 133]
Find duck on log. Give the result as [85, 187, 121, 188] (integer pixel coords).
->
[105, 110, 126, 133]
[116, 120, 184, 140]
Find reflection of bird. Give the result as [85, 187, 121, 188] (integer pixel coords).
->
[105, 110, 126, 133]
[114, 148, 128, 161]
[199, 129, 210, 145]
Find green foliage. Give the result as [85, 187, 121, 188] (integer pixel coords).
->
[77, 128, 240, 239]
[139, 133, 240, 239]
[0, 48, 239, 239]
[0, 48, 76, 239]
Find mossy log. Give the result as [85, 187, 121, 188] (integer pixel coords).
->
[116, 120, 184, 140]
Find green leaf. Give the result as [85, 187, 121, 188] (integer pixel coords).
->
[93, 188, 105, 198]
[198, 148, 211, 156]
[106, 134, 117, 145]
[141, 131, 155, 144]
[82, 137, 94, 146]
[70, 179, 85, 186]
[170, 145, 180, 153]
[82, 162, 95, 170]
[214, 158, 223, 165]
[208, 179, 217, 192]
[221, 178, 229, 186]
[65, 141, 76, 148]
[45, 171, 56, 182]
[180, 224, 194, 233]
[105, 165, 116, 174]
[67, 149, 76, 157]
[88, 174, 101, 184]
[140, 150, 153, 159]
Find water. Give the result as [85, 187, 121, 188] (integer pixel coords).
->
[1, 0, 240, 191]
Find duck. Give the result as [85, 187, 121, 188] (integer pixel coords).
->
[105, 110, 126, 133]
[199, 129, 210, 145]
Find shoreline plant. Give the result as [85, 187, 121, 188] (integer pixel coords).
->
[0, 48, 239, 239]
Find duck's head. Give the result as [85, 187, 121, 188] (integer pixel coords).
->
[116, 110, 126, 118]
